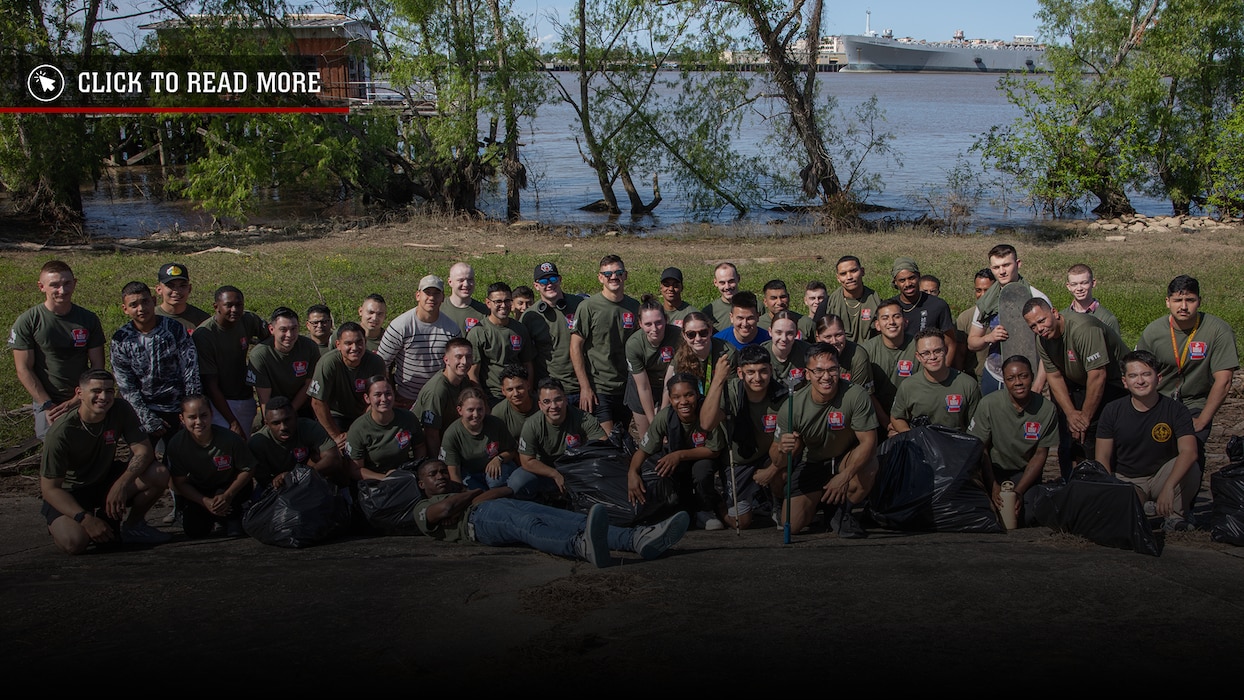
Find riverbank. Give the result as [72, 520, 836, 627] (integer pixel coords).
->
[2, 213, 1242, 449]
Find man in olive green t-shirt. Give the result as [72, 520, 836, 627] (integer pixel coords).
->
[571, 254, 640, 434]
[468, 282, 535, 402]
[517, 378, 607, 495]
[308, 322, 387, 451]
[890, 328, 981, 434]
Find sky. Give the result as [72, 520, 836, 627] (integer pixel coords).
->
[98, 1, 1044, 51]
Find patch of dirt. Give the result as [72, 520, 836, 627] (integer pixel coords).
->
[519, 570, 651, 620]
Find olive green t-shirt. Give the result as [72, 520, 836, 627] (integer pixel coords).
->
[758, 310, 816, 340]
[775, 381, 878, 464]
[967, 390, 1059, 471]
[248, 418, 335, 486]
[415, 493, 473, 542]
[492, 399, 539, 441]
[439, 415, 517, 474]
[518, 408, 606, 462]
[246, 336, 322, 403]
[891, 368, 982, 432]
[441, 300, 489, 335]
[166, 427, 257, 494]
[412, 372, 471, 433]
[718, 378, 784, 466]
[763, 338, 811, 390]
[521, 295, 583, 393]
[1036, 311, 1126, 390]
[861, 335, 918, 413]
[825, 287, 882, 345]
[193, 312, 270, 400]
[468, 318, 535, 399]
[40, 400, 146, 490]
[701, 298, 734, 332]
[665, 302, 697, 328]
[571, 292, 641, 395]
[8, 303, 105, 403]
[344, 409, 425, 473]
[625, 326, 682, 392]
[156, 304, 210, 335]
[1064, 303, 1121, 339]
[306, 349, 388, 425]
[637, 406, 727, 456]
[1136, 312, 1239, 411]
[838, 341, 875, 395]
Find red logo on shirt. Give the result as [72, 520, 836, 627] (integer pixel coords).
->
[659, 346, 674, 363]
[946, 394, 963, 413]
[396, 430, 411, 448]
[240, 337, 248, 350]
[103, 429, 116, 445]
[763, 414, 778, 433]
[691, 431, 706, 447]
[796, 330, 804, 340]
[790, 367, 805, 381]
[509, 334, 522, 351]
[292, 361, 308, 377]
[486, 441, 499, 458]
[897, 360, 914, 377]
[671, 319, 683, 328]
[465, 317, 480, 331]
[1067, 350, 1077, 362]
[828, 412, 846, 430]
[353, 378, 366, 392]
[292, 447, 309, 463]
[622, 312, 635, 329]
[565, 313, 575, 329]
[566, 433, 581, 448]
[213, 456, 232, 471]
[1189, 342, 1206, 360]
[842, 371, 853, 381]
[861, 309, 872, 321]
[1024, 422, 1041, 440]
[71, 328, 88, 347]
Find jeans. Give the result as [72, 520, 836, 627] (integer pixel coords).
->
[470, 499, 637, 556]
[462, 460, 520, 491]
[506, 469, 558, 499]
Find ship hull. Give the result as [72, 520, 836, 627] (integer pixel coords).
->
[841, 35, 1046, 73]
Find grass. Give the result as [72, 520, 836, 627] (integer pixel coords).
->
[2, 217, 1242, 450]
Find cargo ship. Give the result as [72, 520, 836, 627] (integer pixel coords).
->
[841, 13, 1047, 73]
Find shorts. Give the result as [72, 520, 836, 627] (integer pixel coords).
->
[718, 460, 766, 509]
[211, 398, 258, 438]
[590, 392, 631, 428]
[623, 375, 661, 415]
[40, 461, 127, 526]
[789, 459, 835, 497]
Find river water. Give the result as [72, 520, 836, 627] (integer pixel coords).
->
[82, 72, 1172, 237]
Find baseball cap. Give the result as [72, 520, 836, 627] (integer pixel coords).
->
[533, 261, 560, 282]
[660, 267, 683, 283]
[158, 263, 189, 284]
[418, 275, 445, 292]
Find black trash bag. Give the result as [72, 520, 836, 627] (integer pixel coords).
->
[1210, 435, 1244, 546]
[242, 466, 351, 548]
[868, 425, 1003, 533]
[356, 469, 425, 533]
[1028, 460, 1161, 556]
[556, 441, 679, 527]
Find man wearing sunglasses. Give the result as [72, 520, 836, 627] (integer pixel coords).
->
[521, 262, 583, 402]
[571, 255, 640, 435]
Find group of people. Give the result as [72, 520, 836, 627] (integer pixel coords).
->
[13, 243, 1237, 563]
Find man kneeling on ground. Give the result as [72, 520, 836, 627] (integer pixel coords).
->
[414, 460, 690, 567]
[40, 369, 172, 554]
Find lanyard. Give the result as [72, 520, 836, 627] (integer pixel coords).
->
[1168, 313, 1202, 375]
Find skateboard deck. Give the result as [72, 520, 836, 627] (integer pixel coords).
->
[998, 283, 1040, 367]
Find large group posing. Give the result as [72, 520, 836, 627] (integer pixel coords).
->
[12, 243, 1238, 566]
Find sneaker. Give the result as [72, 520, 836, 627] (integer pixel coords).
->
[830, 504, 867, 539]
[1162, 516, 1192, 534]
[119, 521, 172, 545]
[632, 511, 691, 560]
[1142, 501, 1158, 518]
[224, 518, 246, 538]
[574, 504, 611, 568]
[703, 515, 725, 531]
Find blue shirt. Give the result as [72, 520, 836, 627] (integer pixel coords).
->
[714, 327, 770, 350]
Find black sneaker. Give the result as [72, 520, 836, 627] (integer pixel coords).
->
[830, 504, 867, 539]
[632, 511, 691, 560]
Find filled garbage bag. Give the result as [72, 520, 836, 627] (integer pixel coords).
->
[243, 466, 351, 548]
[557, 442, 680, 527]
[1028, 460, 1161, 556]
[868, 425, 1003, 533]
[356, 468, 425, 532]
[1210, 436, 1244, 546]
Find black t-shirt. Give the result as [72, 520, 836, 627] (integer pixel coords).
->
[1098, 395, 1195, 478]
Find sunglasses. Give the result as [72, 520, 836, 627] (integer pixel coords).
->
[600, 269, 627, 278]
[684, 329, 711, 339]
[537, 275, 560, 285]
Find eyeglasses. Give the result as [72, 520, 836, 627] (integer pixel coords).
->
[600, 269, 627, 278]
[684, 329, 711, 339]
[308, 319, 332, 326]
[489, 298, 512, 305]
[807, 366, 841, 377]
[537, 275, 560, 285]
[916, 348, 947, 359]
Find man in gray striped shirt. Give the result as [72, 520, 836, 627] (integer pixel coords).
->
[376, 275, 461, 407]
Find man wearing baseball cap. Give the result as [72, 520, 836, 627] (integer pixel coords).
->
[660, 267, 696, 328]
[521, 262, 584, 400]
[155, 262, 210, 334]
[376, 274, 461, 407]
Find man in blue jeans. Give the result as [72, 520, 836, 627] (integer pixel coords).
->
[414, 460, 689, 567]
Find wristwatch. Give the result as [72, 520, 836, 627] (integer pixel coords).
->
[72, 511, 87, 523]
